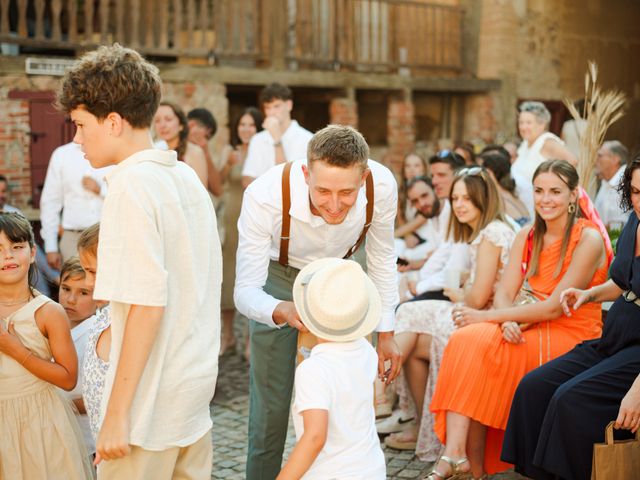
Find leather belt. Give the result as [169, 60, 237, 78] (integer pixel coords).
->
[622, 290, 640, 308]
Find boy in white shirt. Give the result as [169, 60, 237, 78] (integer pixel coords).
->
[58, 44, 221, 479]
[277, 258, 386, 480]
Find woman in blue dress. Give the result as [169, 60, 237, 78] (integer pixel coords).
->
[502, 156, 640, 480]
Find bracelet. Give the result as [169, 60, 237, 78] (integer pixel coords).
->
[20, 350, 33, 366]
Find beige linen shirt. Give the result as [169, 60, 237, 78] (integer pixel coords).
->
[94, 149, 222, 450]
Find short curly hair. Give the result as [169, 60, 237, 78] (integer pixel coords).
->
[58, 44, 161, 128]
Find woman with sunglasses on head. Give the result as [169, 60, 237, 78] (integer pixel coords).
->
[502, 155, 640, 480]
[384, 166, 516, 460]
[426, 160, 610, 480]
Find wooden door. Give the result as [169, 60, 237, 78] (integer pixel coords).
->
[9, 91, 76, 208]
[30, 100, 75, 207]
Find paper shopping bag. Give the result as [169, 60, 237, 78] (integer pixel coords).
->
[591, 421, 640, 479]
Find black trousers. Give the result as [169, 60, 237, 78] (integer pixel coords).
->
[502, 340, 640, 480]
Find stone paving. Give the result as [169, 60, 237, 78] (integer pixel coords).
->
[210, 318, 525, 479]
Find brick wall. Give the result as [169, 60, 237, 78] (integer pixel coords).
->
[329, 98, 358, 128]
[386, 98, 415, 172]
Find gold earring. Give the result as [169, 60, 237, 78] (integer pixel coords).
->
[568, 203, 576, 214]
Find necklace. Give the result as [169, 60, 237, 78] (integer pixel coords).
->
[0, 296, 30, 306]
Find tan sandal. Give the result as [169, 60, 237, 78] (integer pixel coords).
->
[423, 455, 471, 480]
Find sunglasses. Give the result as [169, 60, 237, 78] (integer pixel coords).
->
[455, 166, 484, 177]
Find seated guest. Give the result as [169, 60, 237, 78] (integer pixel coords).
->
[385, 167, 515, 460]
[454, 141, 476, 166]
[397, 176, 446, 277]
[483, 144, 534, 218]
[402, 152, 469, 302]
[395, 153, 432, 260]
[479, 149, 530, 226]
[594, 140, 630, 229]
[428, 160, 610, 479]
[502, 156, 640, 480]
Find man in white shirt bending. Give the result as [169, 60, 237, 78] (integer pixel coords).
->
[40, 142, 113, 269]
[235, 125, 401, 479]
[594, 140, 630, 229]
[241, 83, 312, 187]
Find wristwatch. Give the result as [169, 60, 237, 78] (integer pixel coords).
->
[273, 140, 283, 147]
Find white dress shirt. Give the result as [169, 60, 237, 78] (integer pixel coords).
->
[94, 149, 221, 450]
[241, 120, 312, 179]
[39, 142, 113, 252]
[595, 165, 629, 228]
[235, 160, 399, 332]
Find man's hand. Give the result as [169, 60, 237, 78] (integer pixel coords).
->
[94, 412, 131, 465]
[46, 252, 62, 270]
[263, 116, 282, 143]
[272, 301, 308, 332]
[82, 176, 101, 195]
[376, 332, 402, 385]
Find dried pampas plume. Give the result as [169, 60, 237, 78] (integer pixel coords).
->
[564, 62, 626, 197]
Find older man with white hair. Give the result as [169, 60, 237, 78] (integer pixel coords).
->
[594, 140, 630, 229]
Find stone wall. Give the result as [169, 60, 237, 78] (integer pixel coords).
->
[471, 0, 640, 150]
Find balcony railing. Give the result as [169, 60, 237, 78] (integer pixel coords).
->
[0, 0, 463, 72]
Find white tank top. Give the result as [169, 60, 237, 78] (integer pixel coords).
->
[513, 132, 563, 182]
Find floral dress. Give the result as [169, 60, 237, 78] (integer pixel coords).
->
[82, 304, 111, 441]
[395, 220, 515, 462]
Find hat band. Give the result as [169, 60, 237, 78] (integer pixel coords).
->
[302, 278, 369, 337]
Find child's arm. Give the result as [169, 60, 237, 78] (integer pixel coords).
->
[0, 302, 78, 390]
[277, 409, 328, 480]
[95, 304, 164, 464]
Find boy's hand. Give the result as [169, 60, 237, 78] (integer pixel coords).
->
[94, 413, 131, 464]
[376, 332, 401, 384]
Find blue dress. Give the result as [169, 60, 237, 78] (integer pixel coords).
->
[502, 213, 640, 480]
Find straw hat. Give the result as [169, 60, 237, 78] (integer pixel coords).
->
[292, 258, 381, 342]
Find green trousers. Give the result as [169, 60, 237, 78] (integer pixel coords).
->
[246, 261, 300, 480]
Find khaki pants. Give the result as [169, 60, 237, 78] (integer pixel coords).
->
[97, 430, 212, 480]
[59, 230, 83, 262]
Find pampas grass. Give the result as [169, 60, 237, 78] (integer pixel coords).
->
[563, 62, 627, 196]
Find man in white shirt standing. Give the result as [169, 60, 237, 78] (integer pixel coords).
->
[40, 141, 112, 269]
[241, 83, 312, 187]
[235, 125, 401, 479]
[594, 140, 630, 229]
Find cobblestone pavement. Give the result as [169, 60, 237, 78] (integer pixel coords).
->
[210, 318, 526, 479]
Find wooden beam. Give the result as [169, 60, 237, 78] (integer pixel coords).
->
[0, 55, 500, 93]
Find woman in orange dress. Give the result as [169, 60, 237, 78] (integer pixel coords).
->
[426, 160, 610, 480]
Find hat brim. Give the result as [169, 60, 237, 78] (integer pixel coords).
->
[292, 258, 382, 342]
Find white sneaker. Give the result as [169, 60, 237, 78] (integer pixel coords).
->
[376, 409, 415, 435]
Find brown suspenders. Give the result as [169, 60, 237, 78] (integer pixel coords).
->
[278, 162, 374, 266]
